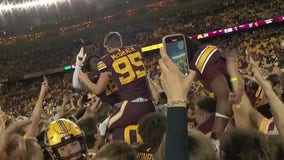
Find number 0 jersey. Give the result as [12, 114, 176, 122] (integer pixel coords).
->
[97, 45, 152, 101]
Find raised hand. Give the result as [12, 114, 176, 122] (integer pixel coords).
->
[250, 57, 272, 91]
[39, 81, 49, 97]
[76, 47, 87, 67]
[62, 94, 70, 104]
[0, 120, 32, 160]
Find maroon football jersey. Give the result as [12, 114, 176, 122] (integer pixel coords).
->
[108, 100, 155, 130]
[189, 44, 230, 91]
[97, 45, 152, 101]
[136, 143, 159, 160]
[256, 103, 272, 119]
[111, 124, 142, 144]
[245, 80, 266, 104]
[87, 72, 121, 105]
[187, 118, 198, 129]
[196, 114, 215, 136]
[259, 118, 278, 135]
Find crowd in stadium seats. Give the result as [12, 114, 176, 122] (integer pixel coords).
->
[0, 0, 284, 159]
[135, 0, 284, 44]
[1, 0, 283, 79]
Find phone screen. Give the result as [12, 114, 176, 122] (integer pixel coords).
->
[163, 34, 189, 75]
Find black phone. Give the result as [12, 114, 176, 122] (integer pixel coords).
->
[162, 34, 189, 75]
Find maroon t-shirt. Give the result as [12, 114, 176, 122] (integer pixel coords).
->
[87, 72, 121, 105]
[98, 45, 152, 101]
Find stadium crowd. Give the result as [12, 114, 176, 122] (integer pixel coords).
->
[0, 0, 284, 159]
[1, 0, 284, 79]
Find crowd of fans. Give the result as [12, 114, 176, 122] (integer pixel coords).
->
[1, 0, 283, 79]
[0, 0, 284, 159]
[0, 0, 175, 46]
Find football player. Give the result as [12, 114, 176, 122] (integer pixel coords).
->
[79, 32, 155, 143]
[44, 118, 91, 160]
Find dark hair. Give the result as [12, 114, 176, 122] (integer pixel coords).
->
[196, 97, 216, 113]
[267, 135, 284, 160]
[185, 37, 201, 61]
[220, 128, 275, 160]
[95, 141, 137, 160]
[75, 119, 97, 155]
[155, 130, 217, 160]
[82, 54, 100, 72]
[187, 130, 217, 160]
[138, 112, 166, 147]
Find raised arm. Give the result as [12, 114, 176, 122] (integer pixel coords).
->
[59, 94, 70, 118]
[79, 72, 110, 95]
[0, 120, 32, 160]
[25, 81, 48, 137]
[252, 58, 284, 140]
[73, 66, 84, 90]
[225, 51, 265, 129]
[159, 47, 196, 160]
[77, 97, 101, 123]
[73, 47, 87, 90]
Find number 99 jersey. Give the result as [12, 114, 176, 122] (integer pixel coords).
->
[97, 45, 152, 101]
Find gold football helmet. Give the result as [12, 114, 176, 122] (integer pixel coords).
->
[44, 118, 88, 160]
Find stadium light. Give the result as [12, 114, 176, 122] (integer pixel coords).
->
[0, 0, 70, 12]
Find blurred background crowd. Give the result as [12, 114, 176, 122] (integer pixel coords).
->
[0, 0, 284, 159]
[1, 0, 283, 117]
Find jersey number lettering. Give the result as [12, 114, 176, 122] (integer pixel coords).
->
[105, 81, 118, 96]
[124, 125, 142, 144]
[112, 52, 146, 85]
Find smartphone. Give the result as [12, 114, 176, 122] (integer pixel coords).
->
[162, 34, 189, 75]
[43, 75, 47, 82]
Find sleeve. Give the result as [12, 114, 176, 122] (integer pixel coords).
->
[193, 45, 217, 74]
[98, 116, 110, 136]
[72, 66, 83, 90]
[97, 59, 108, 73]
[258, 118, 278, 135]
[165, 107, 188, 160]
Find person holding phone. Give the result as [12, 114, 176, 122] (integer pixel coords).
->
[79, 32, 155, 143]
[158, 46, 197, 160]
[162, 34, 243, 153]
[162, 34, 190, 76]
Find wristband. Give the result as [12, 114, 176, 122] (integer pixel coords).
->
[230, 77, 238, 82]
[233, 101, 242, 109]
[165, 99, 188, 107]
[215, 112, 231, 120]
